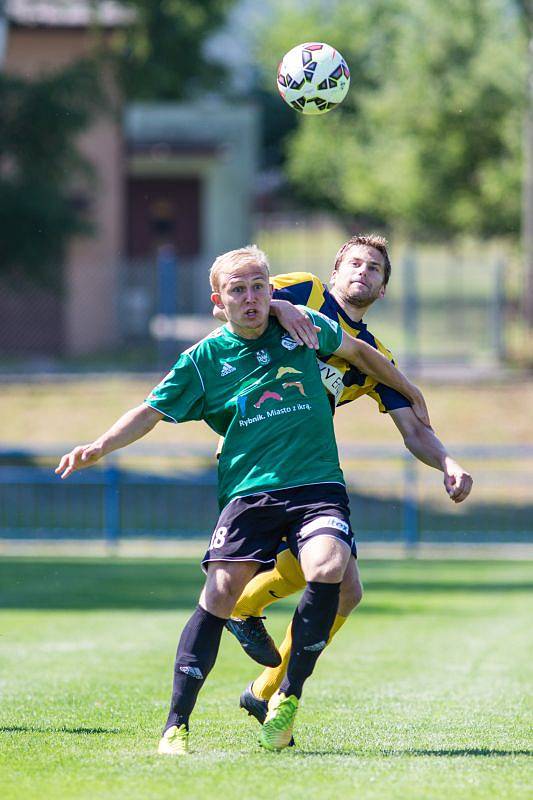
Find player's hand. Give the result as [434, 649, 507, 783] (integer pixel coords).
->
[55, 443, 104, 479]
[270, 300, 320, 349]
[408, 386, 431, 429]
[443, 459, 473, 503]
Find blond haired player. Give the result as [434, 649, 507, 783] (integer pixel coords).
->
[57, 244, 432, 754]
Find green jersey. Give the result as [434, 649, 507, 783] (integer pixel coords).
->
[145, 307, 345, 510]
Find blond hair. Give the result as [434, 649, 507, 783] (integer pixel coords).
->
[209, 245, 270, 292]
[332, 234, 392, 286]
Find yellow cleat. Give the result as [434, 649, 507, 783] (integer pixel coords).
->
[157, 724, 190, 756]
[259, 692, 299, 751]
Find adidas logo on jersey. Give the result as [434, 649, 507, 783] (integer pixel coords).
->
[220, 362, 236, 377]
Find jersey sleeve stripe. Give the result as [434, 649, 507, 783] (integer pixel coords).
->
[271, 271, 316, 289]
[307, 275, 327, 311]
[185, 352, 206, 393]
[272, 281, 313, 305]
[271, 272, 327, 308]
[143, 401, 179, 423]
[366, 386, 411, 412]
[373, 338, 394, 360]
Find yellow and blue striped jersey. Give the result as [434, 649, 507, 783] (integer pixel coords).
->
[271, 272, 410, 413]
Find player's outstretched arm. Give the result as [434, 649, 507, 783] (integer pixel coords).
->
[55, 404, 164, 479]
[334, 331, 431, 428]
[390, 407, 473, 503]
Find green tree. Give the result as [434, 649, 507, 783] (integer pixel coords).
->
[514, 1, 533, 323]
[115, 0, 235, 99]
[0, 60, 105, 286]
[254, 0, 524, 239]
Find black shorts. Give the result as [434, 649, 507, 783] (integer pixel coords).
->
[202, 483, 356, 572]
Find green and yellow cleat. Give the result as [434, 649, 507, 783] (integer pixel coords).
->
[259, 692, 299, 751]
[157, 724, 190, 756]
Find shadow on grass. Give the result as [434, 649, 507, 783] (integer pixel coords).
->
[359, 581, 533, 593]
[299, 747, 533, 758]
[0, 559, 531, 610]
[1, 725, 122, 735]
[384, 747, 533, 758]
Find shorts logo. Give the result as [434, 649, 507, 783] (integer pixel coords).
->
[299, 516, 350, 539]
[256, 349, 271, 365]
[304, 640, 327, 652]
[220, 362, 236, 377]
[179, 666, 204, 679]
[281, 334, 298, 350]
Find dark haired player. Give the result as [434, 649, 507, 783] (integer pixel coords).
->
[218, 236, 473, 726]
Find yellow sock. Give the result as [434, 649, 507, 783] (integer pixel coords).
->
[232, 547, 306, 619]
[328, 612, 348, 643]
[252, 613, 348, 702]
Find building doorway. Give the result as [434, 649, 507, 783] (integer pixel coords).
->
[127, 176, 201, 259]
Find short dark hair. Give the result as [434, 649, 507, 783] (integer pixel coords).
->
[332, 234, 391, 286]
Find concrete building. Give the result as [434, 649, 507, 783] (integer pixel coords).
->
[125, 102, 258, 316]
[1, 1, 258, 357]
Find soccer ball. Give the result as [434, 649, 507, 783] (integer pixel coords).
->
[277, 42, 350, 115]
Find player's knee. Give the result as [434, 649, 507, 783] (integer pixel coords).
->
[216, 578, 242, 605]
[204, 570, 245, 612]
[339, 576, 363, 615]
[300, 535, 351, 582]
[307, 558, 346, 584]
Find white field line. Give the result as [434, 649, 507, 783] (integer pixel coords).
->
[0, 539, 531, 560]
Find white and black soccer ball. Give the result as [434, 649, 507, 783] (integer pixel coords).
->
[277, 42, 350, 115]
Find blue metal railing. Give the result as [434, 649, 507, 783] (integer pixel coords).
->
[1, 445, 532, 547]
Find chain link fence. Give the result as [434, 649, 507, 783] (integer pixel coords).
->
[0, 214, 524, 367]
[255, 212, 517, 368]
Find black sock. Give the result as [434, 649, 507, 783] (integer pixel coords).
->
[164, 605, 226, 732]
[279, 581, 340, 700]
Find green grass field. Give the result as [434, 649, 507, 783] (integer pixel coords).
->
[1, 558, 531, 800]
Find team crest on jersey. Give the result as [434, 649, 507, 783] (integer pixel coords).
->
[256, 349, 271, 365]
[281, 334, 298, 350]
[220, 362, 236, 377]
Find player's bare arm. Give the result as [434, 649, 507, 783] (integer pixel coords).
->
[390, 406, 473, 503]
[334, 331, 431, 428]
[55, 404, 164, 479]
[213, 298, 319, 349]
